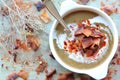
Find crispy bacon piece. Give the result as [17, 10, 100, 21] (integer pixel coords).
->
[82, 37, 93, 49]
[81, 0, 89, 5]
[100, 2, 118, 15]
[118, 44, 120, 51]
[58, 72, 74, 80]
[46, 69, 56, 77]
[93, 38, 100, 46]
[64, 20, 106, 57]
[86, 50, 93, 57]
[75, 34, 85, 41]
[116, 58, 120, 65]
[112, 53, 118, 60]
[18, 70, 29, 80]
[82, 28, 92, 37]
[35, 60, 47, 75]
[74, 27, 84, 36]
[13, 53, 17, 63]
[79, 75, 90, 80]
[26, 33, 40, 51]
[15, 39, 28, 51]
[7, 72, 18, 80]
[78, 23, 85, 28]
[49, 52, 55, 59]
[14, 0, 32, 10]
[1, 7, 9, 16]
[91, 29, 104, 37]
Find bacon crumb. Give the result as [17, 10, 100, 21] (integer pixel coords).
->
[58, 72, 74, 80]
[18, 70, 29, 80]
[49, 52, 55, 59]
[100, 2, 118, 15]
[64, 20, 107, 57]
[13, 53, 17, 63]
[7, 72, 18, 80]
[46, 69, 56, 77]
[81, 0, 89, 5]
[118, 44, 120, 51]
[79, 75, 90, 80]
[1, 7, 9, 16]
[26, 33, 40, 51]
[35, 60, 47, 75]
[116, 58, 120, 65]
[8, 50, 12, 55]
[44, 68, 48, 74]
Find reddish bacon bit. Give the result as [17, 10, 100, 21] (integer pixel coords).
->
[74, 27, 84, 36]
[116, 58, 120, 65]
[15, 39, 28, 51]
[78, 23, 85, 28]
[58, 72, 74, 80]
[102, 68, 118, 80]
[82, 37, 93, 49]
[100, 2, 118, 15]
[1, 7, 9, 16]
[64, 20, 106, 57]
[7, 72, 18, 80]
[86, 50, 93, 57]
[93, 38, 100, 46]
[8, 50, 12, 55]
[119, 45, 120, 51]
[49, 52, 55, 59]
[118, 38, 120, 51]
[13, 53, 17, 63]
[35, 60, 47, 75]
[44, 68, 48, 74]
[46, 69, 56, 77]
[79, 75, 90, 80]
[82, 28, 92, 37]
[14, 0, 32, 10]
[18, 70, 29, 80]
[26, 33, 40, 51]
[112, 53, 118, 60]
[81, 0, 89, 5]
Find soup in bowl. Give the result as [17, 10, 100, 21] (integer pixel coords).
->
[49, 4, 118, 79]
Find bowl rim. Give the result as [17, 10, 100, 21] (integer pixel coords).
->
[49, 5, 118, 79]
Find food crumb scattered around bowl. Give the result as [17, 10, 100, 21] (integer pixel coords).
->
[35, 57, 47, 75]
[100, 2, 118, 15]
[46, 69, 56, 80]
[7, 70, 29, 80]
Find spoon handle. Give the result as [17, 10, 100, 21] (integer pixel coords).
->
[43, 0, 70, 32]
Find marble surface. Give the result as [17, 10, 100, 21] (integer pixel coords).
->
[0, 0, 120, 80]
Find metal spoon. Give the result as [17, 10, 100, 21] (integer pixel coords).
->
[42, 0, 71, 33]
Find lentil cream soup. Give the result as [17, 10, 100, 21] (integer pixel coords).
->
[53, 11, 113, 69]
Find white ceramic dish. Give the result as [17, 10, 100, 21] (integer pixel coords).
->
[49, 0, 118, 79]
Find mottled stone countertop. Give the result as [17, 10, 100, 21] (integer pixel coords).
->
[0, 0, 120, 80]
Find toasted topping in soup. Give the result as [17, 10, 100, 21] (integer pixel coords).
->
[63, 20, 107, 58]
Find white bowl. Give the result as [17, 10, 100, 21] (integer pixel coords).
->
[49, 0, 118, 79]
